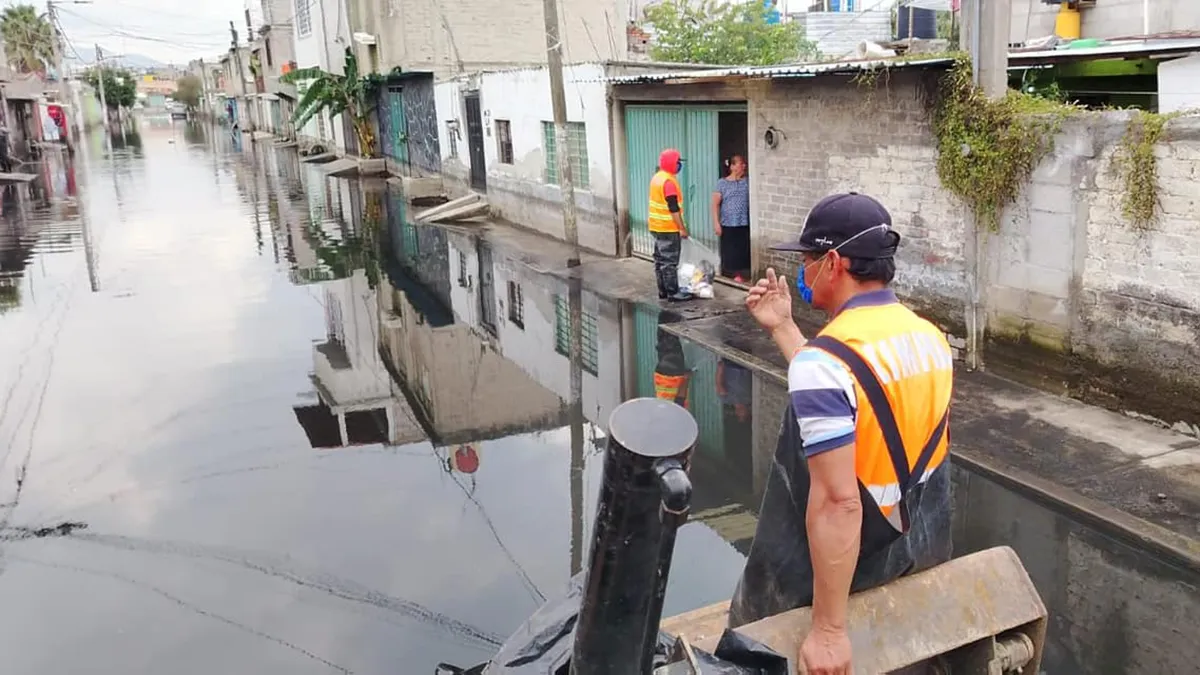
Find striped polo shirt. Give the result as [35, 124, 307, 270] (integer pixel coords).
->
[788, 289, 899, 457]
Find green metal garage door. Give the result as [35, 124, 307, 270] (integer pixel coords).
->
[625, 105, 744, 257]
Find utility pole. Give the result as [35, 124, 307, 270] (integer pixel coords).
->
[542, 0, 580, 265]
[245, 8, 257, 133]
[47, 0, 87, 149]
[961, 0, 1010, 99]
[230, 21, 245, 134]
[542, 0, 584, 475]
[94, 45, 108, 125]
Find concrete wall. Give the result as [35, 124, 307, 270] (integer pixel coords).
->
[952, 466, 1200, 675]
[476, 63, 616, 255]
[292, 0, 348, 150]
[353, 0, 629, 80]
[655, 67, 1200, 430]
[434, 77, 472, 196]
[796, 10, 894, 59]
[1011, 0, 1200, 43]
[1159, 54, 1200, 115]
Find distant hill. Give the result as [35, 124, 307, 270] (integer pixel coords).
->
[66, 47, 167, 72]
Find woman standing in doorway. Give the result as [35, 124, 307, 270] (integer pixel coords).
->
[712, 155, 751, 282]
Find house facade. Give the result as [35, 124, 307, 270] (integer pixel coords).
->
[249, 0, 299, 138]
[219, 46, 254, 128]
[343, 0, 635, 239]
[290, 0, 352, 151]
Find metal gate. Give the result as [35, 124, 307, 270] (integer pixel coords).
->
[464, 93, 487, 192]
[380, 85, 408, 165]
[625, 105, 744, 257]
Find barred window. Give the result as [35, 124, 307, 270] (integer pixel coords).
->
[554, 295, 598, 375]
[542, 121, 589, 189]
[295, 0, 313, 36]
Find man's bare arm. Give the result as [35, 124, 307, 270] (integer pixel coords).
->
[805, 442, 863, 633]
[771, 322, 807, 362]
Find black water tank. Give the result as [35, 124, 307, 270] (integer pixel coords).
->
[897, 5, 937, 40]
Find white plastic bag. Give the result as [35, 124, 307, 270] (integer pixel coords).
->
[678, 239, 718, 298]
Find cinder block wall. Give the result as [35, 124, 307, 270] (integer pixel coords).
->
[797, 11, 895, 60]
[750, 70, 966, 329]
[748, 68, 1200, 430]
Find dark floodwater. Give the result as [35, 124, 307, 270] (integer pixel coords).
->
[0, 122, 761, 674]
[2, 121, 1195, 675]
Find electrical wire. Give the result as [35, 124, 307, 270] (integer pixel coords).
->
[55, 7, 230, 51]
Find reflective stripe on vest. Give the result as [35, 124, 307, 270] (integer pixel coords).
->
[654, 372, 689, 406]
[648, 170, 682, 233]
[808, 302, 953, 524]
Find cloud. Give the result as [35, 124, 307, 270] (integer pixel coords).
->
[50, 0, 251, 65]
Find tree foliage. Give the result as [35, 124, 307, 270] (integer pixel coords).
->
[83, 67, 138, 109]
[644, 0, 820, 66]
[176, 74, 203, 109]
[281, 48, 389, 158]
[0, 4, 56, 74]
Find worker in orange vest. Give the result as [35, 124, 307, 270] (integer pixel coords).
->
[648, 148, 693, 302]
[653, 313, 690, 408]
[734, 192, 953, 675]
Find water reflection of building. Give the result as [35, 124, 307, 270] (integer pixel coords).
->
[377, 268, 566, 446]
[294, 266, 426, 448]
[387, 194, 762, 552]
[444, 228, 625, 428]
[379, 188, 566, 443]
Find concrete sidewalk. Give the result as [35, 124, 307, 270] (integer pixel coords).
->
[437, 215, 1200, 569]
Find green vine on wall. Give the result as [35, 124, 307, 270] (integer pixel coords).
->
[931, 57, 1077, 231]
[1113, 110, 1181, 231]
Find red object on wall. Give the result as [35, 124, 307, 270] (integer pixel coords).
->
[47, 104, 67, 138]
[450, 445, 480, 474]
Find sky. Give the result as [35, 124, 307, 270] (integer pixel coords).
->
[24, 0, 253, 66]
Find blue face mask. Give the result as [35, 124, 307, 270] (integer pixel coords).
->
[792, 223, 892, 305]
[795, 256, 825, 305]
[795, 265, 814, 304]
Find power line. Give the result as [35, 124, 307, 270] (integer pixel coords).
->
[55, 7, 230, 50]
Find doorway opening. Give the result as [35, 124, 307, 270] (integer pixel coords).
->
[716, 111, 750, 282]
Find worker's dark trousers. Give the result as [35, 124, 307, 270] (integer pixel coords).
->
[653, 232, 682, 297]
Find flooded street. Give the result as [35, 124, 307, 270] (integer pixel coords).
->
[1, 120, 1196, 675]
[0, 121, 756, 673]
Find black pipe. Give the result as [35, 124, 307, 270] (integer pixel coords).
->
[571, 397, 697, 675]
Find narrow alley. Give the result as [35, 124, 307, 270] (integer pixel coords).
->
[0, 119, 1196, 675]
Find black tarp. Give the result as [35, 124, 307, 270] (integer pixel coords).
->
[440, 572, 788, 675]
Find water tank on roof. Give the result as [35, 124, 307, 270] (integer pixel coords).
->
[896, 5, 938, 40]
[827, 0, 858, 11]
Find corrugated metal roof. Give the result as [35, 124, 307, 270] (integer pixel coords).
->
[597, 56, 954, 85]
[1008, 37, 1200, 64]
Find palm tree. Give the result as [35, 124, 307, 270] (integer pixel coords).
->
[281, 48, 380, 158]
[0, 5, 57, 74]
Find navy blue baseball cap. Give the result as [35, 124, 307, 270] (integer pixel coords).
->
[771, 192, 901, 260]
